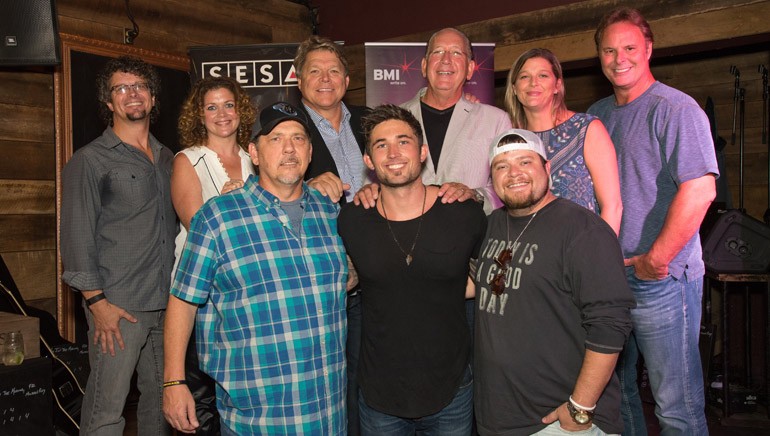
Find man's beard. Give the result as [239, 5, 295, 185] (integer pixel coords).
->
[377, 165, 422, 189]
[275, 157, 304, 186]
[277, 174, 302, 185]
[126, 109, 149, 121]
[502, 183, 548, 211]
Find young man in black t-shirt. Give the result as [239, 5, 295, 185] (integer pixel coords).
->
[338, 104, 486, 435]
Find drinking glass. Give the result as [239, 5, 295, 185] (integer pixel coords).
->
[2, 330, 25, 365]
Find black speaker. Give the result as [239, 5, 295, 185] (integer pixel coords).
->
[0, 0, 61, 66]
[702, 210, 770, 273]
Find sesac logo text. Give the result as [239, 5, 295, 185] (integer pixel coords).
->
[201, 61, 298, 88]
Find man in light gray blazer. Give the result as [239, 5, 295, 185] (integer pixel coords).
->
[401, 27, 511, 214]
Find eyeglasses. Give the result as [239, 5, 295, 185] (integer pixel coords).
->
[428, 49, 468, 59]
[110, 82, 150, 95]
[490, 248, 512, 296]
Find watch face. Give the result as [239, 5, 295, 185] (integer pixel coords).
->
[575, 411, 590, 425]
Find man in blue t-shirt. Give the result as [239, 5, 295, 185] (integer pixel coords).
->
[587, 7, 719, 435]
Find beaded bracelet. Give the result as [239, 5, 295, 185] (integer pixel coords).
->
[162, 380, 188, 389]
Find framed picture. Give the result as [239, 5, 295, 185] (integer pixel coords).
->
[54, 34, 189, 341]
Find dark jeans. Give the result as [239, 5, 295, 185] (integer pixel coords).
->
[347, 292, 363, 436]
[359, 365, 473, 436]
[186, 325, 220, 435]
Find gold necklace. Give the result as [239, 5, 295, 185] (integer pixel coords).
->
[380, 186, 427, 266]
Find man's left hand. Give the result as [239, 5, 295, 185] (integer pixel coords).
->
[352, 183, 380, 209]
[541, 402, 591, 432]
[437, 182, 476, 204]
[625, 252, 669, 280]
[308, 172, 349, 203]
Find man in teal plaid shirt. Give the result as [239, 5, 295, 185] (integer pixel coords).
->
[162, 102, 349, 435]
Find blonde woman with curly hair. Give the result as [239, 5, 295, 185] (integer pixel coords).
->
[168, 76, 256, 434]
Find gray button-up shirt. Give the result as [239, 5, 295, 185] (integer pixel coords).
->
[61, 127, 177, 311]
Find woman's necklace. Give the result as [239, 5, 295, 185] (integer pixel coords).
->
[380, 186, 427, 266]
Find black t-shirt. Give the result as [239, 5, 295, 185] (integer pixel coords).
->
[338, 199, 486, 418]
[420, 101, 454, 168]
[474, 199, 634, 435]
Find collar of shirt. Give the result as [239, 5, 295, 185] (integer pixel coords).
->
[303, 101, 351, 131]
[243, 175, 311, 215]
[98, 125, 163, 157]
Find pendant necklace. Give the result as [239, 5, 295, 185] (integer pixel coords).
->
[499, 212, 538, 266]
[491, 210, 539, 295]
[380, 185, 427, 266]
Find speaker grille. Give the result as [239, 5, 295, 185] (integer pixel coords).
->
[0, 0, 61, 66]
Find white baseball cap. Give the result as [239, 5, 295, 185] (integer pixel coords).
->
[489, 129, 548, 165]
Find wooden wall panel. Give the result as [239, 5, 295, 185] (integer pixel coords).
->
[56, 0, 310, 55]
[0, 140, 56, 181]
[0, 215, 55, 252]
[2, 251, 57, 301]
[0, 68, 56, 305]
[0, 103, 54, 143]
[0, 181, 55, 214]
[0, 71, 53, 108]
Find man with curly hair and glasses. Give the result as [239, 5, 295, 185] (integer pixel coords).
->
[61, 55, 175, 435]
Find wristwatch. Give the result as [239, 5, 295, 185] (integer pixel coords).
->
[567, 397, 595, 425]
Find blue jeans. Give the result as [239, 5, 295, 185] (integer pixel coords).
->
[617, 271, 708, 435]
[80, 308, 170, 436]
[359, 365, 473, 436]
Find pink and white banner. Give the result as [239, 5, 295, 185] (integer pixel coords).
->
[364, 42, 496, 107]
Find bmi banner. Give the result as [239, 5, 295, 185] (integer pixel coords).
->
[365, 42, 496, 107]
[188, 43, 301, 113]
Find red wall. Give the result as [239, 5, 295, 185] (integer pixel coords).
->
[313, 0, 581, 44]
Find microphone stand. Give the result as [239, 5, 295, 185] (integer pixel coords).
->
[730, 65, 740, 145]
[760, 65, 770, 224]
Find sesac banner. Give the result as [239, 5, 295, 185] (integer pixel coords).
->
[188, 43, 302, 122]
[364, 42, 496, 107]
